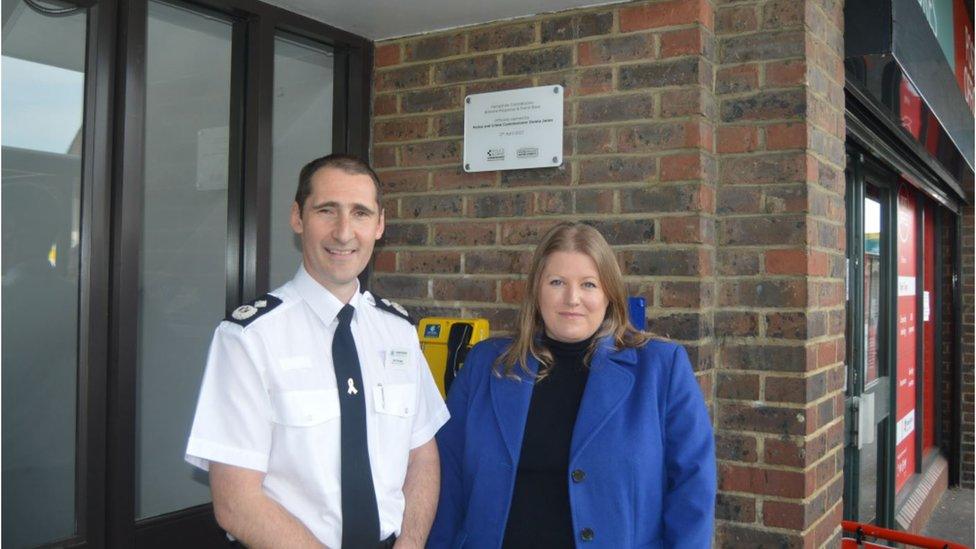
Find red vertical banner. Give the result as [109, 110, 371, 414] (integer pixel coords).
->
[895, 186, 918, 493]
[953, 0, 975, 112]
[923, 202, 936, 452]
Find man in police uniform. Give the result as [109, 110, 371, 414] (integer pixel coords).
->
[186, 155, 449, 549]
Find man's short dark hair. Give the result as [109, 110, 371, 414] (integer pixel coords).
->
[295, 154, 383, 213]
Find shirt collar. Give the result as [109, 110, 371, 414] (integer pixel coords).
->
[292, 264, 363, 326]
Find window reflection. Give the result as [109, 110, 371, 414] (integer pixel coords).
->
[135, 0, 232, 519]
[864, 195, 882, 385]
[0, 0, 86, 545]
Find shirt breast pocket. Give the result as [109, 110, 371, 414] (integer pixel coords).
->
[373, 383, 416, 418]
[270, 389, 340, 426]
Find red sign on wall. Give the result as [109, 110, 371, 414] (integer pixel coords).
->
[953, 0, 975, 112]
[899, 79, 924, 140]
[895, 186, 918, 493]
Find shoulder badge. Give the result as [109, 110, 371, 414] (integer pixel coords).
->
[226, 294, 282, 327]
[373, 295, 414, 325]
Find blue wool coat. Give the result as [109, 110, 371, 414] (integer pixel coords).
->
[428, 337, 716, 549]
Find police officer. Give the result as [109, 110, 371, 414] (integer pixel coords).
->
[186, 154, 448, 549]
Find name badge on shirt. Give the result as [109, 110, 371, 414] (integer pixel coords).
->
[384, 348, 409, 370]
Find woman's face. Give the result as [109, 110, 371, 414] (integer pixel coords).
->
[537, 251, 610, 343]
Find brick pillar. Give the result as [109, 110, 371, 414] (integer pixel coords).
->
[713, 1, 846, 547]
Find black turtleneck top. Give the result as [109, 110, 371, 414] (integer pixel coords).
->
[501, 334, 592, 549]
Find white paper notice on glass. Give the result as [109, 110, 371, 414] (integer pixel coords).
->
[923, 290, 930, 322]
[463, 85, 563, 172]
[196, 125, 229, 191]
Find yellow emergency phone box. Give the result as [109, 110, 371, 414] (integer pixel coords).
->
[417, 317, 489, 399]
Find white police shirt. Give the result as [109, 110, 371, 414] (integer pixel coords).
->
[185, 266, 449, 547]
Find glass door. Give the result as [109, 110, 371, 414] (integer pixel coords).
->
[845, 152, 896, 526]
[1, 1, 88, 545]
[135, 0, 234, 522]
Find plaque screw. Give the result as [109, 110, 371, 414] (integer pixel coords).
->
[553, 87, 559, 94]
[552, 156, 558, 163]
[465, 163, 471, 170]
[466, 97, 471, 104]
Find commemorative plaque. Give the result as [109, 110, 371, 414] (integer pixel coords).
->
[463, 85, 563, 172]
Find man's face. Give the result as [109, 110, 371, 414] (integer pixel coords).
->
[290, 167, 384, 301]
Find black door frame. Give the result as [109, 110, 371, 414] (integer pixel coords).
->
[28, 0, 373, 545]
[74, 0, 120, 546]
[844, 148, 899, 527]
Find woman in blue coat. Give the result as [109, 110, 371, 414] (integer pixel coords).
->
[429, 222, 716, 549]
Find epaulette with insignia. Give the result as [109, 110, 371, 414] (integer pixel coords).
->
[373, 295, 414, 325]
[226, 294, 282, 327]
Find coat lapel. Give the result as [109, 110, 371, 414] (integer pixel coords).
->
[570, 340, 636, 462]
[490, 355, 538, 462]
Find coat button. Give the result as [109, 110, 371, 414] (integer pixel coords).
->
[580, 528, 595, 541]
[571, 469, 586, 483]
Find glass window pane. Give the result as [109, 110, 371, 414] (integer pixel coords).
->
[1, 1, 86, 545]
[857, 425, 879, 522]
[864, 194, 882, 386]
[859, 187, 885, 523]
[136, 0, 233, 519]
[270, 34, 334, 288]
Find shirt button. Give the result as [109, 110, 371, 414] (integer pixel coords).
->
[580, 527, 595, 541]
[571, 469, 586, 483]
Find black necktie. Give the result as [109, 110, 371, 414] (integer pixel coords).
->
[332, 304, 380, 548]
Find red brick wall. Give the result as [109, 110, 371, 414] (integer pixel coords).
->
[962, 205, 974, 487]
[370, 1, 846, 545]
[941, 216, 955, 458]
[939, 207, 972, 488]
[371, 1, 720, 378]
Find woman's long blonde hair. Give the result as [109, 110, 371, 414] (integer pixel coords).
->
[495, 222, 651, 379]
